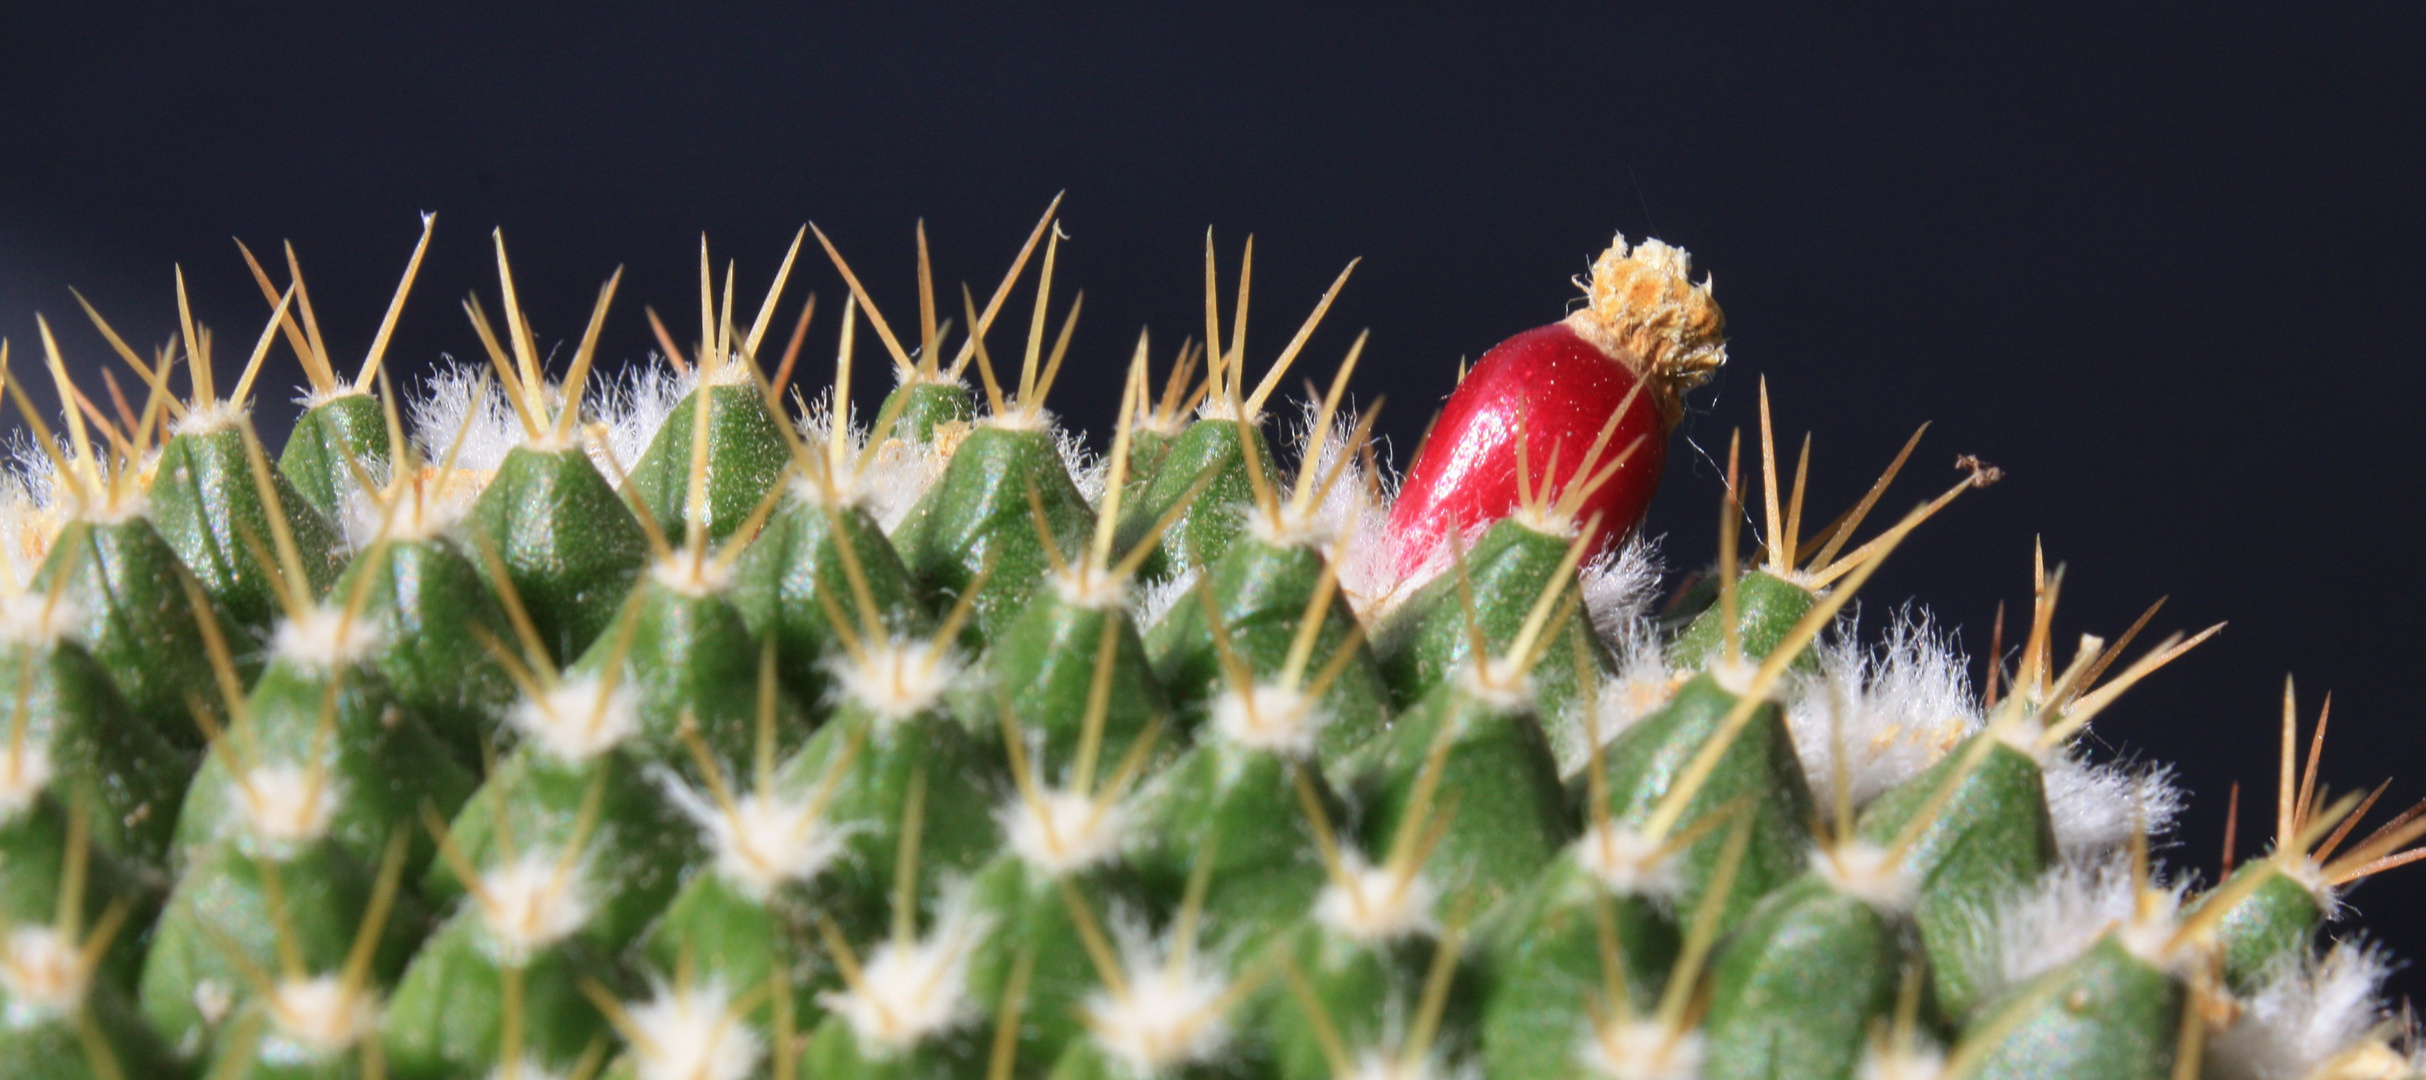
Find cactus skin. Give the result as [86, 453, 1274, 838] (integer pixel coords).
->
[6, 225, 2422, 1080]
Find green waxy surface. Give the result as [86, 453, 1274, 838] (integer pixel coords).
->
[879, 378, 976, 444]
[2202, 862, 2325, 993]
[641, 870, 819, 1008]
[139, 838, 421, 1063]
[0, 637, 194, 865]
[799, 1010, 992, 1080]
[992, 591, 1172, 777]
[890, 424, 1095, 642]
[331, 536, 519, 766]
[1123, 425, 1182, 503]
[0, 979, 181, 1080]
[1127, 739, 1336, 956]
[466, 443, 648, 664]
[1700, 875, 1904, 1080]
[1856, 735, 2056, 1019]
[621, 382, 793, 545]
[380, 908, 623, 1080]
[1114, 418, 1272, 582]
[730, 492, 931, 702]
[423, 745, 697, 952]
[0, 792, 165, 995]
[1668, 569, 1817, 671]
[770, 701, 1003, 926]
[1374, 516, 1612, 772]
[570, 577, 785, 771]
[36, 517, 243, 749]
[148, 425, 347, 635]
[278, 392, 389, 517]
[1957, 934, 2183, 1080]
[1343, 681, 1572, 914]
[1586, 673, 1817, 928]
[1145, 537, 1390, 765]
[1474, 855, 1680, 1080]
[172, 662, 473, 880]
[1266, 923, 1477, 1080]
[963, 857, 1148, 1071]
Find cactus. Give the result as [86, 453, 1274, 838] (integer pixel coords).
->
[0, 204, 2419, 1080]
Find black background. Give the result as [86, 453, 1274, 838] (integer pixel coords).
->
[6, 4, 2422, 1001]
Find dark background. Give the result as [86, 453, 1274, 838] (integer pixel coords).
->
[6, 4, 2421, 999]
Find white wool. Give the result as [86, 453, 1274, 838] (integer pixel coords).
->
[1081, 910, 1236, 1075]
[1970, 853, 2189, 998]
[794, 397, 951, 533]
[2040, 751, 2184, 859]
[819, 885, 991, 1053]
[510, 672, 641, 764]
[622, 977, 765, 1080]
[1578, 620, 1681, 767]
[1254, 400, 1394, 566]
[1315, 850, 1440, 941]
[1130, 566, 1203, 632]
[659, 772, 856, 901]
[826, 639, 960, 725]
[1452, 653, 1536, 712]
[1210, 682, 1327, 759]
[1573, 821, 1686, 903]
[1812, 841, 1919, 915]
[235, 762, 341, 849]
[586, 361, 696, 478]
[0, 468, 64, 583]
[173, 398, 250, 437]
[1855, 1041, 1948, 1080]
[408, 361, 529, 473]
[1004, 783, 1129, 876]
[475, 852, 593, 963]
[1057, 421, 1107, 510]
[271, 604, 385, 671]
[1341, 1050, 1477, 1080]
[1783, 606, 1981, 812]
[2206, 941, 2405, 1080]
[0, 925, 87, 1017]
[0, 581, 77, 652]
[1578, 1019, 1704, 1080]
[1581, 534, 1667, 648]
[0, 737, 53, 820]
[263, 976, 379, 1058]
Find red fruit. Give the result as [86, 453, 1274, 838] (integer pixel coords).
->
[1387, 237, 1726, 572]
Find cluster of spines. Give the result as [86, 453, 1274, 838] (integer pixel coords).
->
[0, 203, 2418, 1080]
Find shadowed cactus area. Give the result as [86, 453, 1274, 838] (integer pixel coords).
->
[0, 202, 2420, 1080]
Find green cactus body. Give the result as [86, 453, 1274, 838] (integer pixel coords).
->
[1145, 538, 1390, 765]
[878, 378, 975, 444]
[1699, 875, 1906, 1080]
[139, 838, 419, 1061]
[1587, 674, 1817, 928]
[148, 425, 347, 634]
[730, 491, 930, 701]
[1127, 740, 1335, 955]
[1855, 734, 2057, 1019]
[1668, 569, 1818, 670]
[0, 980, 181, 1080]
[799, 1010, 992, 1080]
[172, 662, 473, 879]
[1374, 516, 1611, 768]
[1957, 934, 2184, 1080]
[1264, 924, 1475, 1080]
[993, 592, 1171, 775]
[622, 382, 793, 545]
[1122, 424, 1184, 506]
[1115, 418, 1271, 582]
[0, 639, 193, 865]
[279, 392, 389, 517]
[2202, 863, 2326, 992]
[0, 794, 163, 994]
[332, 536, 519, 765]
[1474, 855, 1681, 1080]
[466, 444, 648, 663]
[379, 911, 622, 1080]
[641, 871, 818, 1009]
[423, 746, 697, 952]
[575, 577, 784, 770]
[1344, 680, 1573, 914]
[964, 857, 1147, 1070]
[770, 700, 1002, 927]
[37, 517, 244, 748]
[891, 424, 1095, 640]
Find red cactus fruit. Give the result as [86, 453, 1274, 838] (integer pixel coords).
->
[1386, 236, 1727, 572]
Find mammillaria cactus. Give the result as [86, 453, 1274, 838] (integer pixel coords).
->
[0, 201, 2419, 1080]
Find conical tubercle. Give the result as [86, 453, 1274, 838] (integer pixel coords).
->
[997, 653, 1165, 877]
